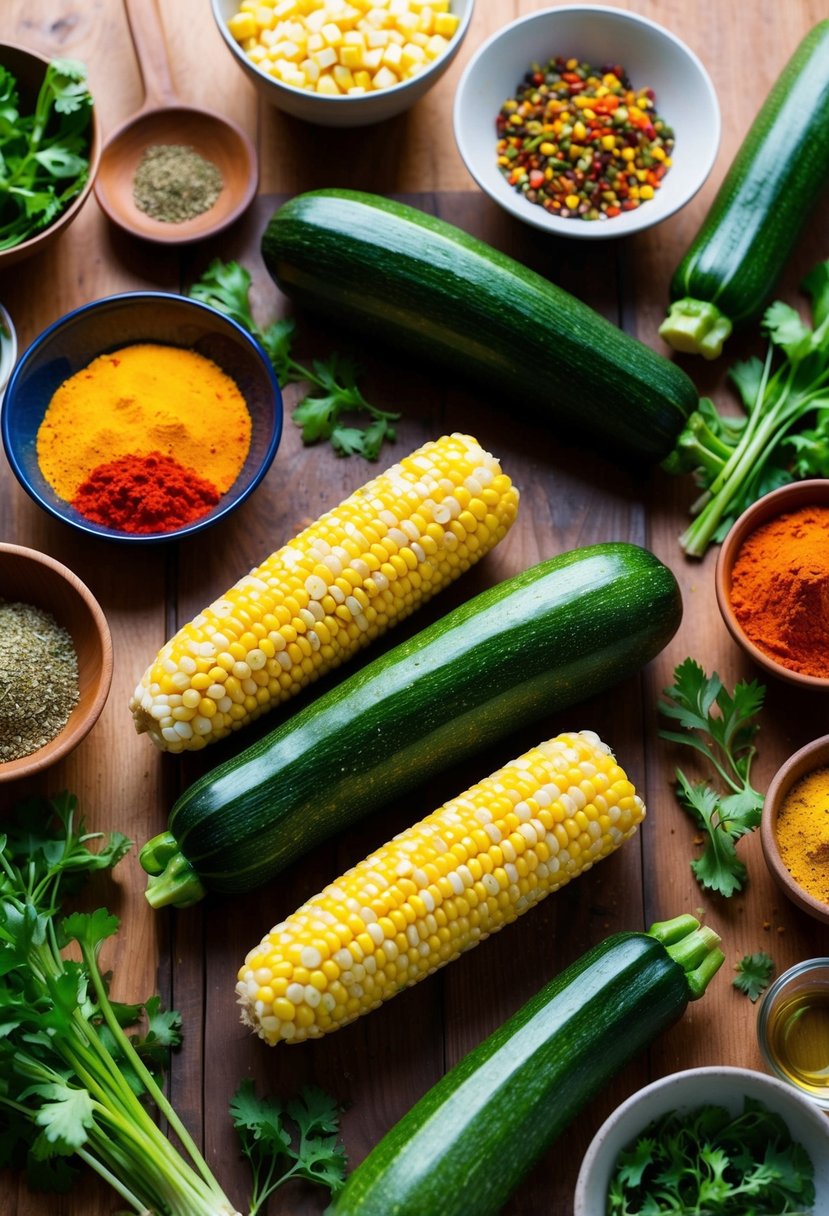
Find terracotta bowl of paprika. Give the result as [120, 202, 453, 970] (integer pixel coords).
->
[761, 734, 829, 927]
[1, 292, 283, 544]
[0, 543, 113, 784]
[715, 479, 829, 691]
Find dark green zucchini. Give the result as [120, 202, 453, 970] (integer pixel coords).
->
[660, 20, 829, 359]
[327, 915, 724, 1216]
[260, 189, 698, 464]
[140, 542, 681, 908]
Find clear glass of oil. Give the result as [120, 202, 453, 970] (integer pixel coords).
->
[758, 958, 829, 1110]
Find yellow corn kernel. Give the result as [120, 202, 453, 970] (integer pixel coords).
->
[332, 63, 355, 88]
[317, 72, 342, 91]
[227, 11, 258, 40]
[339, 42, 363, 67]
[433, 10, 457, 35]
[382, 40, 403, 69]
[353, 68, 372, 88]
[237, 731, 644, 1043]
[130, 435, 519, 752]
[372, 64, 398, 88]
[640, 184, 655, 199]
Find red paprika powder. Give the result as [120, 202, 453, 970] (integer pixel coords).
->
[72, 451, 221, 534]
[728, 504, 829, 679]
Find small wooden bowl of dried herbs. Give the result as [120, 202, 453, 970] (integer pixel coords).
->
[0, 544, 112, 783]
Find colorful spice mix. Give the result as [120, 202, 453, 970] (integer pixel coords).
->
[495, 57, 675, 220]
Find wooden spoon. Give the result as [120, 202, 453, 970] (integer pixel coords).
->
[94, 0, 257, 244]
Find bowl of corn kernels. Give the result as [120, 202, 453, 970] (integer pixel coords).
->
[211, 0, 474, 126]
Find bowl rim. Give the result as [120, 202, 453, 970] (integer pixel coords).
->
[760, 733, 829, 924]
[0, 40, 101, 261]
[1, 290, 283, 545]
[210, 0, 475, 106]
[0, 542, 113, 783]
[574, 1064, 829, 1213]
[452, 3, 721, 241]
[715, 480, 829, 690]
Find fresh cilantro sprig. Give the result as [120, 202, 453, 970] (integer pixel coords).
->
[230, 1081, 347, 1214]
[665, 260, 829, 556]
[190, 258, 399, 460]
[0, 59, 93, 250]
[733, 951, 775, 1002]
[0, 791, 347, 1214]
[659, 658, 765, 897]
[608, 1097, 816, 1214]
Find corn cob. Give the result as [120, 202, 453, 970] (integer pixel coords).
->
[237, 730, 645, 1044]
[130, 433, 518, 752]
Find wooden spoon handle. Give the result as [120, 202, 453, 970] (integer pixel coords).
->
[123, 0, 181, 110]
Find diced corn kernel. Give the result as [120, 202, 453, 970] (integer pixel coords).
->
[372, 64, 398, 88]
[227, 12, 258, 40]
[237, 731, 644, 1043]
[339, 43, 363, 67]
[316, 72, 341, 92]
[130, 434, 519, 752]
[433, 10, 457, 35]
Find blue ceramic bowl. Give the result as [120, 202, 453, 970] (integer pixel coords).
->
[1, 292, 282, 543]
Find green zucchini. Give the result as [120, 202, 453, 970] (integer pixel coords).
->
[140, 542, 681, 908]
[660, 20, 829, 360]
[327, 914, 724, 1216]
[260, 190, 698, 464]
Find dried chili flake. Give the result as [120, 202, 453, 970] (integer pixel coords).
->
[495, 56, 675, 221]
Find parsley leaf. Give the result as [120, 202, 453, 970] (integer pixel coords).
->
[733, 951, 775, 1002]
[190, 258, 400, 459]
[660, 659, 765, 897]
[230, 1079, 347, 1215]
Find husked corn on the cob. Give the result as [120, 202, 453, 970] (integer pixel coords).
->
[237, 730, 645, 1044]
[130, 433, 518, 752]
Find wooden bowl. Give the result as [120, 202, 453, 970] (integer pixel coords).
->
[0, 43, 101, 269]
[761, 734, 829, 926]
[715, 480, 829, 690]
[0, 544, 113, 783]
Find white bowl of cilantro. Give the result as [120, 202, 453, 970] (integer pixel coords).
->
[0, 43, 100, 268]
[574, 1066, 829, 1215]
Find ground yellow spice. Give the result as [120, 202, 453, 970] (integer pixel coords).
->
[776, 765, 829, 904]
[36, 343, 251, 501]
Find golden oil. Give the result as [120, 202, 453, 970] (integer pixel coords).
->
[761, 977, 829, 1104]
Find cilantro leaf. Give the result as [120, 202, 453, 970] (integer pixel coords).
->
[660, 660, 765, 897]
[230, 1080, 347, 1215]
[189, 258, 400, 459]
[733, 952, 775, 1002]
[30, 1082, 94, 1152]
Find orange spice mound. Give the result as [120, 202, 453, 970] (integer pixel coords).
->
[728, 504, 829, 679]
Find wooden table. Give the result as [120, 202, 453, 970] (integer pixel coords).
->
[2, 2, 827, 1213]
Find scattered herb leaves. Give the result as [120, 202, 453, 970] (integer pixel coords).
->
[0, 790, 347, 1214]
[190, 258, 399, 460]
[665, 258, 829, 557]
[659, 658, 765, 897]
[0, 59, 93, 250]
[733, 951, 775, 1002]
[607, 1097, 816, 1214]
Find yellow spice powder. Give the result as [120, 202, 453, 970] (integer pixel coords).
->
[776, 765, 829, 904]
[36, 343, 252, 500]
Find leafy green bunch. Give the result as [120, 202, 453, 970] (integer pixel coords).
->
[659, 659, 765, 897]
[665, 260, 829, 556]
[608, 1098, 816, 1214]
[190, 259, 399, 460]
[0, 793, 346, 1215]
[0, 58, 93, 250]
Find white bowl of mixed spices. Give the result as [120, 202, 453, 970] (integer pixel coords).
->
[1, 292, 282, 544]
[0, 544, 112, 783]
[453, 6, 720, 239]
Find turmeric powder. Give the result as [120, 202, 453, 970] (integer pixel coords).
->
[36, 343, 251, 501]
[776, 765, 829, 904]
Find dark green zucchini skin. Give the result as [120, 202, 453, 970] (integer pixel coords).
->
[140, 543, 680, 906]
[327, 932, 689, 1216]
[260, 189, 698, 464]
[670, 20, 829, 328]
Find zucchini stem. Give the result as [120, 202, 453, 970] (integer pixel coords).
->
[140, 833, 207, 908]
[659, 298, 733, 361]
[648, 915, 724, 1000]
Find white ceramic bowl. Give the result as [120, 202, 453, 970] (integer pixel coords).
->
[574, 1066, 829, 1214]
[211, 0, 474, 127]
[454, 6, 720, 240]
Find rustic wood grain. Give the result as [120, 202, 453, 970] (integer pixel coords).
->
[1, 2, 828, 1214]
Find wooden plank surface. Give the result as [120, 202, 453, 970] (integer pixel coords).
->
[1, 2, 828, 1214]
